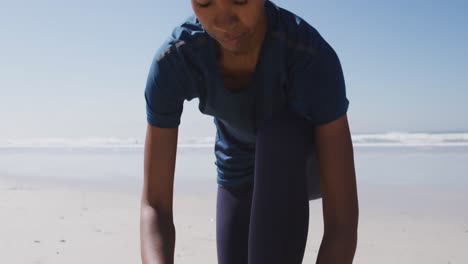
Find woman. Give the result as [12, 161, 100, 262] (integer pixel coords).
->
[141, 0, 359, 263]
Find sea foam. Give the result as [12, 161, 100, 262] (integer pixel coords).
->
[1, 132, 467, 148]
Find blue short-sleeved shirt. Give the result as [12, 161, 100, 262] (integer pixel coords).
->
[144, 0, 350, 188]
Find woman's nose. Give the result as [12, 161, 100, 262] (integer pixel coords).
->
[213, 12, 239, 32]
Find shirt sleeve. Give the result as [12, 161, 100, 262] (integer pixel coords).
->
[287, 37, 350, 126]
[144, 47, 187, 128]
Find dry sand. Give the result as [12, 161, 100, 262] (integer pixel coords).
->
[1, 178, 467, 264]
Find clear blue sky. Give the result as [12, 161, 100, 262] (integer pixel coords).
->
[1, 0, 467, 139]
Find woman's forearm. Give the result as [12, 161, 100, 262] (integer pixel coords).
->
[140, 205, 176, 264]
[316, 231, 357, 264]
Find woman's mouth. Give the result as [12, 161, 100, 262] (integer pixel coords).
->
[221, 32, 248, 46]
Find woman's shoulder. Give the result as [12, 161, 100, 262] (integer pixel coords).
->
[147, 15, 211, 97]
[154, 15, 211, 64]
[145, 15, 209, 104]
[268, 1, 327, 59]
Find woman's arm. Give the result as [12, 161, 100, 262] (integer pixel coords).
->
[140, 124, 179, 264]
[313, 113, 359, 264]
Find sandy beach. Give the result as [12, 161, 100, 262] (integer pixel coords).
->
[1, 178, 467, 264]
[1, 146, 468, 263]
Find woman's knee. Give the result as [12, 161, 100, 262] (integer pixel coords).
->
[256, 107, 314, 153]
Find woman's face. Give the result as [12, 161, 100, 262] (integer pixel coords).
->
[191, 0, 266, 54]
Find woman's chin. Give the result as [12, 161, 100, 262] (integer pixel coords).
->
[218, 40, 250, 55]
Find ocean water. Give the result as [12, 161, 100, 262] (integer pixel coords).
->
[1, 142, 467, 196]
[0, 146, 218, 194]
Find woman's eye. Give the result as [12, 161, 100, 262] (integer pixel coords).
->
[196, 1, 211, 8]
[234, 0, 248, 5]
[196, 0, 247, 8]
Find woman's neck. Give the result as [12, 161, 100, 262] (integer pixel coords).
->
[217, 12, 268, 75]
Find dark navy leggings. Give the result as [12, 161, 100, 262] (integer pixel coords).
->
[216, 106, 321, 264]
